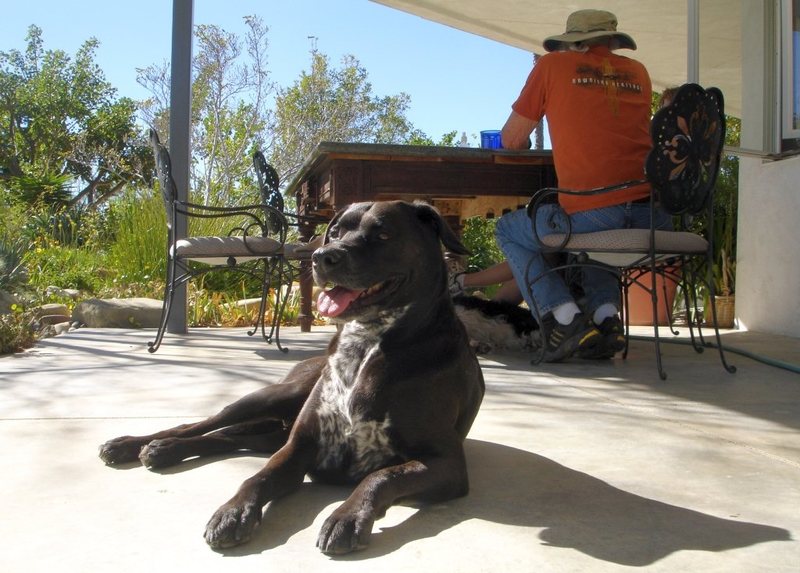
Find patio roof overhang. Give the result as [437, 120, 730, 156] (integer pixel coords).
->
[369, 0, 743, 118]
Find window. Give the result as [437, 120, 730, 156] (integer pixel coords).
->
[783, 0, 800, 140]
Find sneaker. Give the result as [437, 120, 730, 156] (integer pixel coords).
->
[579, 316, 625, 359]
[542, 313, 601, 362]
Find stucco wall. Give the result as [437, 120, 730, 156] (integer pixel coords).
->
[737, 156, 800, 337]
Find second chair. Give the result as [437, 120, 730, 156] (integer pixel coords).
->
[147, 129, 289, 353]
[252, 150, 325, 349]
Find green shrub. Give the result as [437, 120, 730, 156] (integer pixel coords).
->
[5, 182, 307, 336]
[106, 188, 166, 286]
[23, 243, 108, 293]
[0, 308, 37, 355]
[193, 263, 265, 294]
[24, 208, 80, 246]
[187, 280, 301, 328]
[16, 202, 114, 250]
[1, 196, 28, 240]
[460, 216, 504, 272]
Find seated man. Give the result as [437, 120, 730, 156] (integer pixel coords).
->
[495, 9, 673, 362]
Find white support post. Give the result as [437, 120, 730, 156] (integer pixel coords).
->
[687, 0, 700, 83]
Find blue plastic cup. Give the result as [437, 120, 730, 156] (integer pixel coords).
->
[480, 130, 502, 149]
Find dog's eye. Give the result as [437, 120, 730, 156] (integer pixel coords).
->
[327, 227, 339, 240]
[378, 232, 390, 241]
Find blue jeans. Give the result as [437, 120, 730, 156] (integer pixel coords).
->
[495, 203, 673, 317]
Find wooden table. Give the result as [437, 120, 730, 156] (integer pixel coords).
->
[286, 141, 556, 331]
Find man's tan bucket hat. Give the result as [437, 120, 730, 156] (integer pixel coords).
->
[543, 9, 637, 52]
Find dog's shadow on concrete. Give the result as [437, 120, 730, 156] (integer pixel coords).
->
[217, 439, 790, 566]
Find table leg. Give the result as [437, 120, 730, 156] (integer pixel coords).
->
[296, 218, 318, 333]
[298, 260, 314, 332]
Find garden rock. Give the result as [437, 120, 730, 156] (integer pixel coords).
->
[52, 322, 73, 336]
[35, 303, 69, 318]
[45, 286, 81, 300]
[234, 298, 263, 311]
[38, 314, 72, 326]
[72, 297, 162, 328]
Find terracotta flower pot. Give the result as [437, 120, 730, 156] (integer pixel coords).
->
[625, 268, 680, 326]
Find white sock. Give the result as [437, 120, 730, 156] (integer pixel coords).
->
[553, 301, 581, 325]
[593, 303, 619, 325]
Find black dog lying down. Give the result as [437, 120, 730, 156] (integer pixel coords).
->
[99, 200, 485, 555]
[453, 294, 540, 353]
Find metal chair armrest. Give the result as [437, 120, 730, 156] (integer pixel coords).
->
[526, 179, 650, 251]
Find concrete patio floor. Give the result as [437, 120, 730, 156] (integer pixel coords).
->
[2, 324, 799, 572]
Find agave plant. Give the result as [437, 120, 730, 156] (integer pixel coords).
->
[7, 173, 73, 209]
[0, 235, 29, 292]
[22, 206, 89, 247]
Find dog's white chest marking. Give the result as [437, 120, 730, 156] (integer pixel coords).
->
[316, 322, 398, 478]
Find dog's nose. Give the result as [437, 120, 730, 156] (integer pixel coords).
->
[312, 246, 343, 270]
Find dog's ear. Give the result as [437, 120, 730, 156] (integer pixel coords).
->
[412, 201, 470, 255]
[323, 207, 347, 245]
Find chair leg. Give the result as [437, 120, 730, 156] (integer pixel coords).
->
[248, 259, 271, 340]
[703, 269, 737, 375]
[147, 290, 172, 353]
[267, 266, 284, 350]
[681, 262, 705, 354]
[267, 258, 281, 344]
[245, 257, 290, 353]
[706, 295, 738, 373]
[621, 282, 631, 359]
[269, 258, 293, 353]
[661, 270, 680, 336]
[254, 257, 285, 352]
[147, 257, 179, 353]
[648, 266, 668, 380]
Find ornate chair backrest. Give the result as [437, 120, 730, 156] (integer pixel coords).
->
[645, 84, 726, 216]
[253, 151, 284, 234]
[149, 129, 177, 230]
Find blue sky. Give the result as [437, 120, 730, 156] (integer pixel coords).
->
[5, 0, 537, 146]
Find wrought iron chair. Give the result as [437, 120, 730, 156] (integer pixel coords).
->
[252, 151, 324, 350]
[147, 129, 288, 353]
[525, 83, 737, 379]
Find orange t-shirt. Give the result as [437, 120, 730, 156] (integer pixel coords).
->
[512, 46, 653, 214]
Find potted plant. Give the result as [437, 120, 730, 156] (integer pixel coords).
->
[706, 247, 735, 327]
[703, 119, 739, 328]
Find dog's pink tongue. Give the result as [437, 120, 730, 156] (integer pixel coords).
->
[317, 286, 361, 318]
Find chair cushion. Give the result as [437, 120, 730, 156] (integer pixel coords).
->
[174, 235, 283, 265]
[540, 229, 708, 267]
[282, 235, 324, 260]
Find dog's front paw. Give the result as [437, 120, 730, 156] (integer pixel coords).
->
[204, 501, 262, 549]
[139, 438, 183, 469]
[317, 508, 374, 555]
[98, 436, 146, 465]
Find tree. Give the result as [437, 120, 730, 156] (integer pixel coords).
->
[137, 18, 429, 204]
[138, 16, 275, 205]
[406, 130, 459, 146]
[0, 25, 145, 208]
[269, 50, 419, 184]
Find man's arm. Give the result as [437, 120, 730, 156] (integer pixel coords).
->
[501, 110, 538, 150]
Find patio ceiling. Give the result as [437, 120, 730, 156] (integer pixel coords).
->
[371, 0, 743, 117]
